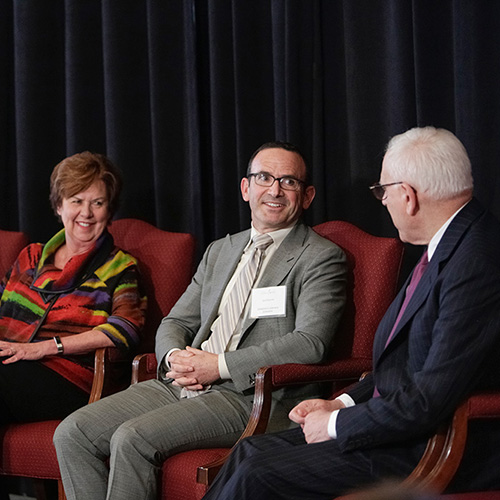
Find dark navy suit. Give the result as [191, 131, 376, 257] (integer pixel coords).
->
[203, 199, 500, 500]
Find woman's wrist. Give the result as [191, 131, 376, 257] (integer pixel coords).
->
[53, 336, 64, 355]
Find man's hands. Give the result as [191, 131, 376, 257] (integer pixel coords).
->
[289, 398, 346, 444]
[167, 347, 220, 391]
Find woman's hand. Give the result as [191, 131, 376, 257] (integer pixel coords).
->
[0, 340, 56, 364]
[0, 329, 115, 364]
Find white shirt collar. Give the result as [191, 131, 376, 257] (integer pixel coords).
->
[427, 201, 469, 260]
[249, 223, 295, 250]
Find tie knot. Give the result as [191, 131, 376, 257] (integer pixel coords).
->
[252, 233, 273, 251]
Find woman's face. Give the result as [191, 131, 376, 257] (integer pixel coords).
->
[57, 180, 110, 252]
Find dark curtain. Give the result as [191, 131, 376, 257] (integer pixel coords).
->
[1, 0, 500, 267]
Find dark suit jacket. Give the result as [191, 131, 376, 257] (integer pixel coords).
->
[155, 223, 347, 424]
[336, 199, 500, 467]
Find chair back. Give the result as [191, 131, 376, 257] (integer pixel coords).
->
[313, 221, 404, 370]
[109, 218, 195, 353]
[0, 229, 29, 280]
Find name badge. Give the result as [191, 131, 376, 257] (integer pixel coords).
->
[250, 286, 287, 318]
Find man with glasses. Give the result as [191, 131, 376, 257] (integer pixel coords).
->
[54, 141, 348, 500]
[202, 127, 500, 499]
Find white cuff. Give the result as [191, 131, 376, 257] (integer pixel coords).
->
[164, 348, 181, 369]
[327, 393, 356, 439]
[336, 393, 356, 408]
[327, 410, 340, 439]
[218, 353, 230, 379]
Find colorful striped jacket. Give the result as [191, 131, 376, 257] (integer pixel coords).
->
[0, 228, 147, 393]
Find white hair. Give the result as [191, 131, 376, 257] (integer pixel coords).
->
[384, 126, 473, 200]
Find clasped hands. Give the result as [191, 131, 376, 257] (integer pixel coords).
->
[288, 398, 346, 444]
[167, 346, 220, 391]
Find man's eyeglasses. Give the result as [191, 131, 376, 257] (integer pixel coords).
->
[248, 172, 306, 191]
[369, 182, 403, 201]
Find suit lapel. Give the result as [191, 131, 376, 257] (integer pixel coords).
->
[258, 224, 309, 287]
[375, 199, 484, 361]
[201, 230, 251, 335]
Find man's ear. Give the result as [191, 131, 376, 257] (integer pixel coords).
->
[241, 177, 250, 202]
[302, 185, 316, 210]
[403, 183, 419, 216]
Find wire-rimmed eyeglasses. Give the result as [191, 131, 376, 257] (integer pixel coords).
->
[248, 172, 306, 191]
[369, 182, 403, 201]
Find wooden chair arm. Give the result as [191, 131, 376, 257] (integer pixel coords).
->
[131, 352, 158, 384]
[196, 365, 274, 485]
[404, 391, 500, 493]
[403, 421, 454, 490]
[404, 399, 469, 492]
[88, 348, 107, 404]
[88, 347, 133, 404]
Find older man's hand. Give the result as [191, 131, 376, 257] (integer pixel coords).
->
[289, 398, 346, 444]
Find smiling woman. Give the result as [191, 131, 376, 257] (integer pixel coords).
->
[55, 181, 110, 267]
[0, 152, 147, 424]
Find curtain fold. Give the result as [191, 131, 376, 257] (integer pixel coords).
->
[1, 0, 499, 259]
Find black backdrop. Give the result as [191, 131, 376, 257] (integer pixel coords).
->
[1, 0, 500, 270]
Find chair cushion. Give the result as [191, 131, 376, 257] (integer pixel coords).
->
[0, 420, 61, 479]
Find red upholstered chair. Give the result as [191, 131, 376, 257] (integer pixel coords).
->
[0, 228, 29, 280]
[132, 220, 405, 500]
[402, 390, 500, 497]
[0, 219, 196, 500]
[109, 218, 196, 354]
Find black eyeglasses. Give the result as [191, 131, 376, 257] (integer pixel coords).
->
[369, 182, 404, 201]
[248, 172, 306, 191]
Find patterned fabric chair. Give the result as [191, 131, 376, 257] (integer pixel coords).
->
[132, 220, 405, 500]
[0, 219, 196, 500]
[404, 390, 500, 497]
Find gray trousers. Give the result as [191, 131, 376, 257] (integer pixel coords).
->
[53, 379, 253, 500]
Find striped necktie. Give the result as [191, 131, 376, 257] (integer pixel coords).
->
[204, 232, 273, 354]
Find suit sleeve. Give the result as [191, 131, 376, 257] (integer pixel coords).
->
[154, 240, 216, 372]
[336, 252, 500, 451]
